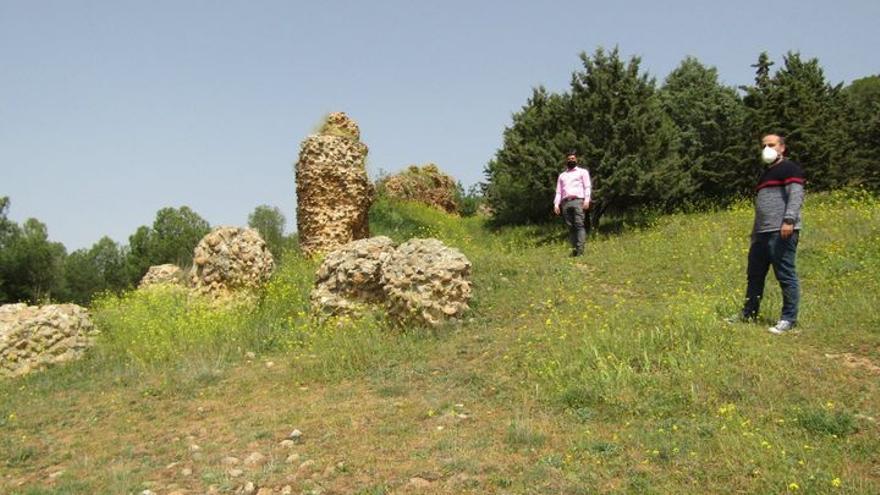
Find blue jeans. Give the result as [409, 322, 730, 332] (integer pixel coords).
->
[742, 231, 800, 322]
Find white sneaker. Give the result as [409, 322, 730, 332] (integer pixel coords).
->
[768, 320, 795, 334]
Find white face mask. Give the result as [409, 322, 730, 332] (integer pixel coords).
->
[762, 146, 779, 164]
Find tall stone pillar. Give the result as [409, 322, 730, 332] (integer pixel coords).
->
[295, 112, 373, 257]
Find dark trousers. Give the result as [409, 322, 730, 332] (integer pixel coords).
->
[562, 199, 586, 255]
[742, 231, 800, 322]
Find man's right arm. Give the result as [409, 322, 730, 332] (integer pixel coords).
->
[553, 174, 563, 215]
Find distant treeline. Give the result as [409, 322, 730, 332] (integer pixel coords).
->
[0, 199, 293, 306]
[484, 48, 880, 226]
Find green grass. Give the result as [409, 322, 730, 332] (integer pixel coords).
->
[1, 191, 879, 493]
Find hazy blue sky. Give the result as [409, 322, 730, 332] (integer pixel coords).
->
[2, 0, 878, 250]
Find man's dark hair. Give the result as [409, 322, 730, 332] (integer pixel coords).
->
[566, 149, 577, 156]
[762, 133, 786, 146]
[762, 133, 787, 155]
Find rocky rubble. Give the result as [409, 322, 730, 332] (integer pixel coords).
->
[296, 112, 373, 257]
[190, 227, 275, 296]
[379, 163, 459, 213]
[310, 236, 396, 315]
[381, 238, 472, 326]
[138, 263, 186, 288]
[0, 303, 97, 378]
[311, 237, 472, 326]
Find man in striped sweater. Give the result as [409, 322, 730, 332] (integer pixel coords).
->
[731, 133, 805, 334]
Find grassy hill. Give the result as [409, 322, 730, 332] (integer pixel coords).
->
[2, 191, 879, 494]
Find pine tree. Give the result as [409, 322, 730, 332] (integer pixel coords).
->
[743, 52, 850, 190]
[660, 57, 751, 201]
[484, 87, 575, 224]
[568, 47, 684, 226]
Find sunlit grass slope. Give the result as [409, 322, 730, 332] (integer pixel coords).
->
[1, 191, 878, 494]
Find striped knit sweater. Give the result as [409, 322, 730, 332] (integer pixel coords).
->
[753, 159, 805, 234]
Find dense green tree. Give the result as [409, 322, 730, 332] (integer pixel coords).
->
[566, 47, 685, 226]
[248, 205, 287, 260]
[743, 52, 852, 190]
[151, 206, 211, 265]
[0, 217, 66, 303]
[63, 237, 129, 305]
[0, 197, 12, 301]
[124, 206, 210, 284]
[843, 75, 880, 190]
[486, 47, 688, 227]
[660, 57, 751, 201]
[484, 87, 574, 224]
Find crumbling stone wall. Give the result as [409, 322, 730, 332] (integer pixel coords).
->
[296, 112, 373, 257]
[0, 303, 97, 378]
[379, 163, 459, 214]
[138, 264, 186, 288]
[311, 237, 472, 326]
[191, 227, 275, 296]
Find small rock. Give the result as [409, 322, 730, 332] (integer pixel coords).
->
[243, 481, 256, 494]
[457, 413, 469, 419]
[222, 456, 241, 466]
[141, 491, 157, 495]
[256, 488, 274, 495]
[48, 470, 65, 480]
[246, 351, 256, 359]
[298, 459, 316, 471]
[181, 467, 193, 477]
[279, 439, 295, 449]
[281, 486, 293, 495]
[229, 468, 244, 478]
[244, 451, 267, 467]
[409, 477, 432, 488]
[167, 491, 186, 495]
[189, 444, 201, 452]
[285, 453, 301, 464]
[289, 429, 303, 441]
[265, 361, 275, 368]
[166, 462, 179, 470]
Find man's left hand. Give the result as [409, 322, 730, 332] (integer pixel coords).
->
[780, 223, 794, 240]
[582, 200, 590, 210]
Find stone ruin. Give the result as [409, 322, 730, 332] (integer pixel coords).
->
[190, 227, 275, 295]
[311, 237, 472, 326]
[138, 263, 186, 288]
[295, 112, 374, 257]
[379, 163, 460, 214]
[1, 303, 97, 378]
[311, 236, 396, 315]
[380, 238, 472, 326]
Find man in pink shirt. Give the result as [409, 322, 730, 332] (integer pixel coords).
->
[553, 150, 592, 257]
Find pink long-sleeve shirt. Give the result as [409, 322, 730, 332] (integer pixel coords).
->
[553, 166, 592, 208]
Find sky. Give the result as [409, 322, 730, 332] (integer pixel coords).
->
[2, 0, 878, 251]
